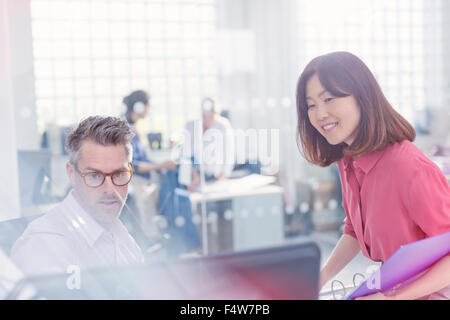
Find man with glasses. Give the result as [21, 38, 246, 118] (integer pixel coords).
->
[11, 116, 144, 276]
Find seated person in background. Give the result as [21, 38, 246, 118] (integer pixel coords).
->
[122, 90, 177, 242]
[186, 97, 235, 190]
[123, 89, 177, 177]
[11, 116, 144, 276]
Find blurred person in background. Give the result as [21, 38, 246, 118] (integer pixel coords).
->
[187, 97, 235, 190]
[121, 90, 177, 248]
[123, 90, 177, 177]
[123, 91, 202, 257]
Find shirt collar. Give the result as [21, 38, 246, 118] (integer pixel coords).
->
[342, 147, 386, 174]
[63, 191, 108, 247]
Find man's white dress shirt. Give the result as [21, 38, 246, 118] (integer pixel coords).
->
[11, 191, 144, 276]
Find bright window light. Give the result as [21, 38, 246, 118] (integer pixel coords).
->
[31, 0, 218, 146]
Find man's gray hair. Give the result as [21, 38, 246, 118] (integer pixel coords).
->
[65, 116, 134, 164]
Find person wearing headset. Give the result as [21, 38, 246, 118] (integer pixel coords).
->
[122, 90, 177, 244]
[123, 90, 177, 177]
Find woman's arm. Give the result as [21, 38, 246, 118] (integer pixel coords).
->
[135, 160, 177, 173]
[358, 254, 450, 300]
[392, 254, 450, 300]
[320, 233, 361, 289]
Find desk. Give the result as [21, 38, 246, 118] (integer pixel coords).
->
[190, 184, 284, 204]
[147, 148, 173, 164]
[190, 177, 284, 254]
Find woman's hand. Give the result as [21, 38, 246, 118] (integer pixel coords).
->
[319, 273, 329, 291]
[318, 234, 361, 292]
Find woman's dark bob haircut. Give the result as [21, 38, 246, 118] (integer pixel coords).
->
[296, 51, 415, 167]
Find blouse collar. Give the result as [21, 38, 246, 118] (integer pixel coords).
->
[342, 147, 388, 174]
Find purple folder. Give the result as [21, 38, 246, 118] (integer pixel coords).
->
[346, 231, 450, 300]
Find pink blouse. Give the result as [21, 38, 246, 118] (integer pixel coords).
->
[338, 140, 450, 262]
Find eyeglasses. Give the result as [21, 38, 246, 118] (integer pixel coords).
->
[74, 163, 134, 188]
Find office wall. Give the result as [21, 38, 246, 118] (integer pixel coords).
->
[436, 0, 450, 146]
[215, 0, 330, 206]
[216, 0, 450, 208]
[0, 0, 21, 221]
[414, 0, 450, 153]
[7, 0, 39, 151]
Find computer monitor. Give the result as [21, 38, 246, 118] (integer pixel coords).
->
[17, 150, 52, 207]
[6, 240, 321, 300]
[147, 133, 162, 150]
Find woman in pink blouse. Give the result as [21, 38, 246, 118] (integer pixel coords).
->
[296, 51, 450, 300]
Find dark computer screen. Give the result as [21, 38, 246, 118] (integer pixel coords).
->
[6, 240, 321, 300]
